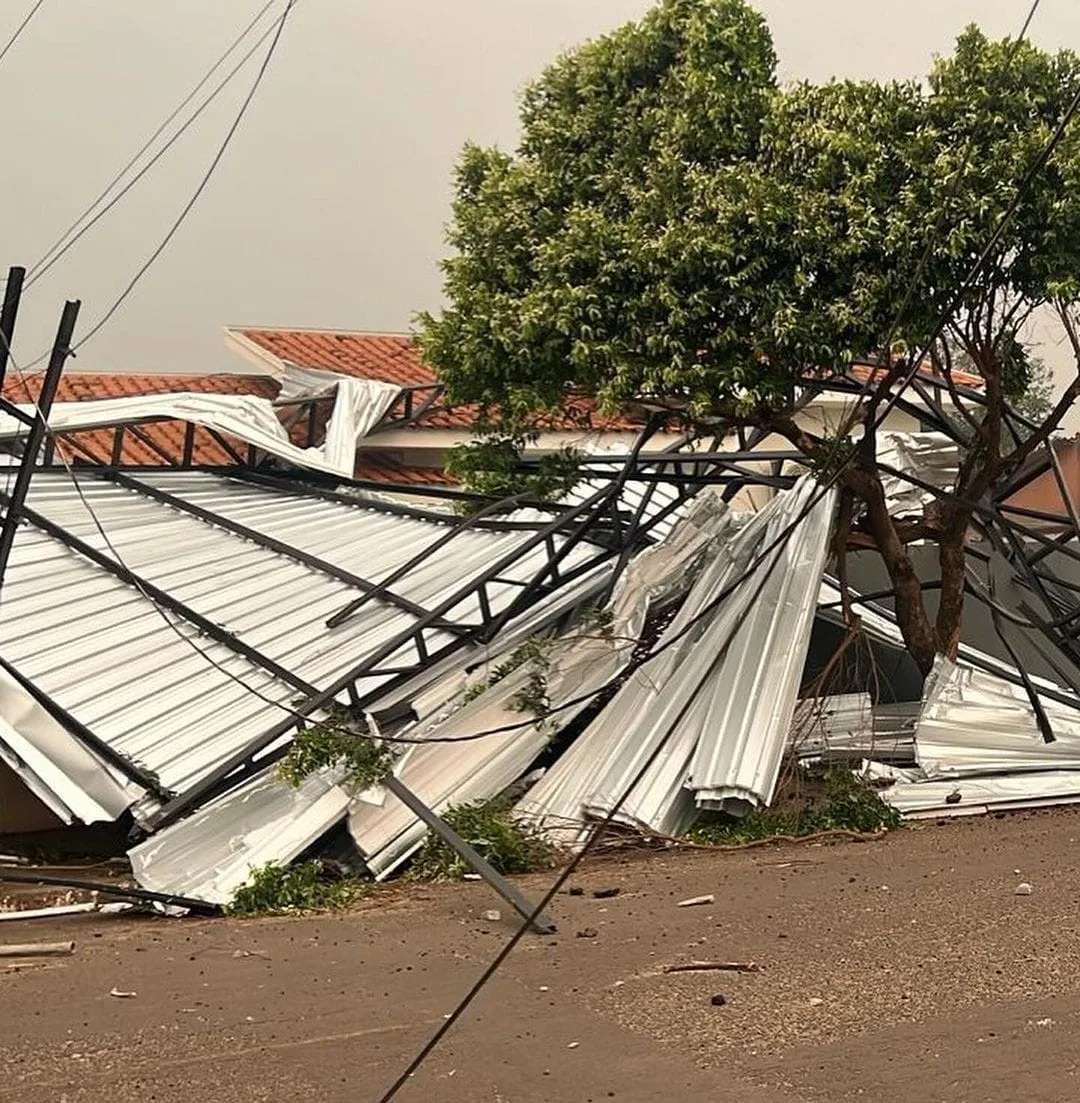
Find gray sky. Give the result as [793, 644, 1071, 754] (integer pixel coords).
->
[2, 0, 1079, 397]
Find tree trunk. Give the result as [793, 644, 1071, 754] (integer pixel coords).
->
[934, 515, 969, 661]
[848, 467, 938, 676]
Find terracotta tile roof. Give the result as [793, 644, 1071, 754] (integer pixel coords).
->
[848, 361, 985, 391]
[238, 329, 431, 388]
[2, 371, 278, 467]
[235, 328, 645, 433]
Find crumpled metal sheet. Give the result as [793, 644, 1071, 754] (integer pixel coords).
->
[876, 431, 959, 518]
[790, 695, 918, 765]
[518, 477, 836, 839]
[914, 657, 1080, 778]
[354, 489, 738, 875]
[0, 376, 401, 478]
[883, 769, 1080, 818]
[128, 764, 352, 906]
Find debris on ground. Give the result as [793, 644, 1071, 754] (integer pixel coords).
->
[0, 940, 75, 958]
[662, 961, 760, 974]
[676, 894, 714, 908]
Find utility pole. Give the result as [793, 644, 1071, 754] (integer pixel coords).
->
[0, 266, 24, 394]
[0, 298, 81, 590]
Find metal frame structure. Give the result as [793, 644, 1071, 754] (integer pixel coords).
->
[5, 251, 1080, 916]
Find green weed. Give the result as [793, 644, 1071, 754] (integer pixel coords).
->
[689, 768, 901, 847]
[408, 799, 558, 881]
[226, 860, 367, 916]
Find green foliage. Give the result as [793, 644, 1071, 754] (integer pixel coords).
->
[579, 605, 616, 637]
[459, 637, 556, 718]
[226, 861, 366, 916]
[445, 440, 583, 505]
[689, 768, 902, 846]
[419, 2, 1080, 457]
[408, 799, 558, 881]
[277, 720, 395, 794]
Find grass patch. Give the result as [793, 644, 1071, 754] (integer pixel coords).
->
[226, 860, 367, 916]
[408, 799, 558, 881]
[689, 768, 902, 847]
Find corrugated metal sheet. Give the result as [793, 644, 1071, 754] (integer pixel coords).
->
[352, 488, 736, 875]
[128, 764, 351, 904]
[130, 485, 722, 895]
[876, 432, 959, 518]
[790, 695, 918, 765]
[914, 657, 1080, 778]
[0, 379, 401, 477]
[518, 477, 836, 839]
[883, 770, 1080, 819]
[687, 477, 836, 812]
[0, 469, 600, 814]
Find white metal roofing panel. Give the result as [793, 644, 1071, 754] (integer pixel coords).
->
[687, 478, 837, 812]
[914, 656, 1080, 777]
[0, 379, 401, 478]
[128, 764, 351, 905]
[883, 769, 1080, 819]
[0, 469, 604, 809]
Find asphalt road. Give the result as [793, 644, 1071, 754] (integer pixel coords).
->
[2, 809, 1080, 1102]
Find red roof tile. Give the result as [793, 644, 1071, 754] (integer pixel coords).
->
[238, 329, 431, 388]
[3, 371, 278, 466]
[848, 361, 985, 391]
[236, 328, 644, 432]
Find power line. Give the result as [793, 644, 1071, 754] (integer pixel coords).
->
[0, 0, 46, 70]
[373, 3, 1080, 1097]
[31, 0, 298, 365]
[25, 0, 282, 291]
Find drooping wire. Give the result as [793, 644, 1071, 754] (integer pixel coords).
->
[24, 0, 283, 291]
[0, 0, 46, 70]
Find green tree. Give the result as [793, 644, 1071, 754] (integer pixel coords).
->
[418, 0, 1080, 676]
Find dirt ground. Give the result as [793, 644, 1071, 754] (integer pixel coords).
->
[2, 810, 1080, 1103]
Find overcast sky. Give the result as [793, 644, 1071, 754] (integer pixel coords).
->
[2, 0, 1079, 397]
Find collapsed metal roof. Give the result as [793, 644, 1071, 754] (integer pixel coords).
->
[4, 335, 1080, 912]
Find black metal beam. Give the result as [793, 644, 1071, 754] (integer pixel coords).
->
[91, 468, 469, 636]
[382, 775, 556, 933]
[3, 490, 318, 697]
[0, 300, 80, 591]
[0, 266, 24, 396]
